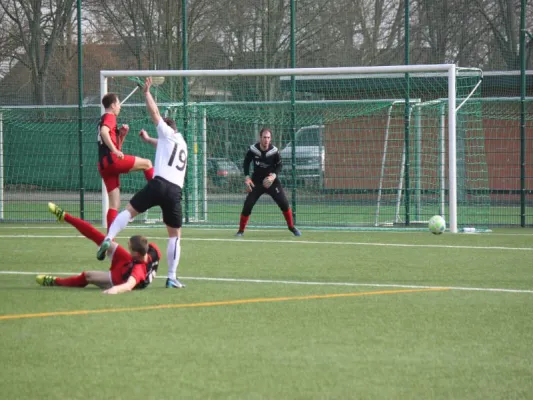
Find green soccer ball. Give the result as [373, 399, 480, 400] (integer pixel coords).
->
[428, 215, 446, 235]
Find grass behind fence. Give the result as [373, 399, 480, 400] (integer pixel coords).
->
[1, 198, 532, 227]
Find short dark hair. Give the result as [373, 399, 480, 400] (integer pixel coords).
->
[102, 93, 119, 109]
[163, 117, 177, 132]
[259, 127, 271, 137]
[129, 235, 149, 256]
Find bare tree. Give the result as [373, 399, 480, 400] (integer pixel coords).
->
[351, 0, 404, 65]
[0, 0, 76, 104]
[294, 0, 348, 67]
[474, 0, 533, 69]
[85, 0, 156, 69]
[410, 0, 485, 65]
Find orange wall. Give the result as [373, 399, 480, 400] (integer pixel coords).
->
[322, 117, 533, 191]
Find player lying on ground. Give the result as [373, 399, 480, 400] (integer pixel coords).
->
[36, 203, 160, 295]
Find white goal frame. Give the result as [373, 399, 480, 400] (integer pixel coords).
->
[101, 64, 475, 233]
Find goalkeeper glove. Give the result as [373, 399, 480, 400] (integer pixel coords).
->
[244, 176, 254, 192]
[263, 173, 276, 189]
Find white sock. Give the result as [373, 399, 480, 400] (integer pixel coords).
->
[167, 237, 181, 279]
[106, 210, 132, 240]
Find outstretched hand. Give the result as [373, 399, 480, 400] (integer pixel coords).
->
[143, 77, 152, 94]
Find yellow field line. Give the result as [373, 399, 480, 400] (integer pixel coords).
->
[0, 287, 449, 321]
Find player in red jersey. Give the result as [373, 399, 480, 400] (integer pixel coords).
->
[97, 93, 155, 229]
[36, 203, 161, 295]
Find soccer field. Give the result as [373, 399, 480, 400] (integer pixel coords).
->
[1, 225, 533, 399]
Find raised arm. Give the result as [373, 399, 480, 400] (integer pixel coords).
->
[143, 77, 162, 126]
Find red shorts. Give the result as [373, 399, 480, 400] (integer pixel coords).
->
[98, 154, 136, 192]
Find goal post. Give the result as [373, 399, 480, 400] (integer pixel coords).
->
[101, 64, 483, 233]
[0, 111, 3, 220]
[99, 78, 109, 228]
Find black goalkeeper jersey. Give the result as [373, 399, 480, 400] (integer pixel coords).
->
[243, 143, 282, 181]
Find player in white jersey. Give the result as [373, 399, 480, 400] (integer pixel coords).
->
[96, 77, 188, 289]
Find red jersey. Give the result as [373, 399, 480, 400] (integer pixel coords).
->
[98, 113, 122, 167]
[109, 245, 147, 287]
[99, 113, 119, 148]
[109, 243, 161, 289]
[140, 243, 161, 288]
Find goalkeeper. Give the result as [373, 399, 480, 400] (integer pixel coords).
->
[236, 128, 301, 237]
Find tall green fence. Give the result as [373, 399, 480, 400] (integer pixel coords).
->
[1, 71, 531, 228]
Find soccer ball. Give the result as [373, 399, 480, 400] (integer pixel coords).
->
[428, 215, 446, 235]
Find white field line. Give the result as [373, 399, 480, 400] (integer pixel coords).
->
[0, 234, 532, 251]
[1, 226, 533, 236]
[2, 271, 533, 294]
[2, 234, 532, 293]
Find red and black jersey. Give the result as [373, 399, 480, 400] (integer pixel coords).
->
[243, 143, 282, 182]
[119, 261, 147, 288]
[97, 113, 120, 168]
[121, 243, 161, 290]
[145, 243, 161, 285]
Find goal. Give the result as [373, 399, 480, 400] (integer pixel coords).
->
[100, 65, 484, 233]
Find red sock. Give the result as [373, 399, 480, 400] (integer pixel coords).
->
[65, 213, 105, 245]
[144, 168, 154, 181]
[55, 272, 88, 287]
[239, 214, 250, 232]
[106, 208, 118, 232]
[283, 209, 294, 229]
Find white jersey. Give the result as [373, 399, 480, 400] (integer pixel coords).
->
[153, 118, 188, 188]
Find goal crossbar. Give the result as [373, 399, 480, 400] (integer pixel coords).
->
[101, 64, 457, 79]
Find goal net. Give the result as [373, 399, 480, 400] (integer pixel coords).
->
[0, 65, 486, 232]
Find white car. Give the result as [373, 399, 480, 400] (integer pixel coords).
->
[279, 125, 325, 188]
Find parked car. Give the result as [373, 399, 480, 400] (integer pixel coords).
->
[279, 125, 325, 188]
[207, 157, 242, 188]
